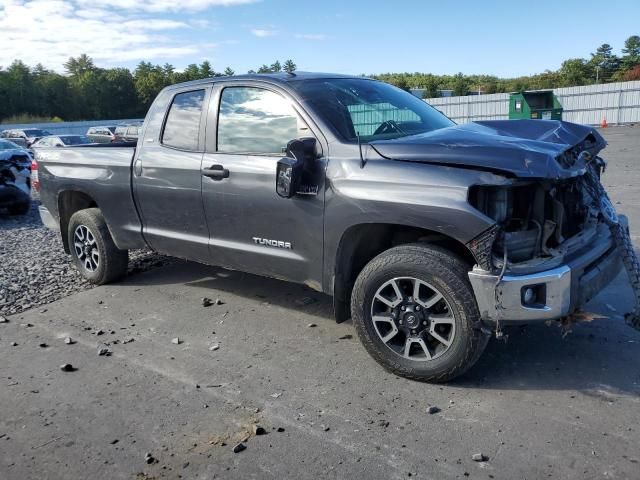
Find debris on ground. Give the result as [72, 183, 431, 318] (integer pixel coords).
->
[276, 427, 285, 432]
[10, 341, 18, 346]
[253, 425, 266, 435]
[97, 346, 110, 356]
[209, 343, 220, 351]
[232, 443, 246, 453]
[215, 298, 224, 305]
[171, 337, 181, 345]
[471, 453, 488, 462]
[320, 425, 330, 431]
[0, 316, 8, 323]
[270, 392, 282, 398]
[427, 406, 441, 414]
[339, 334, 353, 340]
[60, 364, 75, 372]
[144, 452, 155, 464]
[307, 323, 317, 328]
[202, 297, 213, 307]
[38, 343, 48, 348]
[64, 337, 74, 345]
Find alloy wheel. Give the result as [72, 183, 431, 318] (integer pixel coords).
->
[73, 224, 100, 272]
[370, 277, 456, 361]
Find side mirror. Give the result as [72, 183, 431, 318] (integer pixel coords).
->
[276, 138, 317, 198]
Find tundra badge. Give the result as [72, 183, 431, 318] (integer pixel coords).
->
[252, 237, 292, 249]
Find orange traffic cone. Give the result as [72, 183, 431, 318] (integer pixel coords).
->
[600, 117, 608, 128]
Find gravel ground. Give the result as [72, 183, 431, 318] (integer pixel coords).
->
[0, 195, 171, 317]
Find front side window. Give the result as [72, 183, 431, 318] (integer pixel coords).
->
[217, 87, 300, 154]
[162, 90, 206, 151]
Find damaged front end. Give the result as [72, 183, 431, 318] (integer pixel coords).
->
[466, 144, 628, 328]
[0, 151, 32, 210]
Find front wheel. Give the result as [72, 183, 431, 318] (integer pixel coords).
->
[351, 244, 489, 382]
[68, 208, 128, 285]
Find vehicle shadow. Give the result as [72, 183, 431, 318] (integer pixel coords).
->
[122, 261, 640, 396]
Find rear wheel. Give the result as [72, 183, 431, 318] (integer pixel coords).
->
[351, 244, 489, 382]
[67, 208, 128, 285]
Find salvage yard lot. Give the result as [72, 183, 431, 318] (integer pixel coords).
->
[1, 127, 640, 480]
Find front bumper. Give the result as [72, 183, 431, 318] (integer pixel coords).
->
[468, 221, 623, 323]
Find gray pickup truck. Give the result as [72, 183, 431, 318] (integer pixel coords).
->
[36, 73, 637, 382]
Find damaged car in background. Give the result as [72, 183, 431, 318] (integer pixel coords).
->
[0, 139, 32, 215]
[34, 74, 640, 382]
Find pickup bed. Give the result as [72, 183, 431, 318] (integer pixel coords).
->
[36, 72, 633, 382]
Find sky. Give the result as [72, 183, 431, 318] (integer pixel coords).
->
[1, 0, 639, 77]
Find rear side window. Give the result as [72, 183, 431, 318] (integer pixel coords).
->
[162, 90, 206, 151]
[217, 87, 299, 154]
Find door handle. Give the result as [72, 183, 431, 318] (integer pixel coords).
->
[202, 164, 229, 180]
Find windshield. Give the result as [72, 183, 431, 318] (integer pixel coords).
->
[24, 129, 50, 137]
[291, 78, 454, 142]
[0, 139, 21, 150]
[61, 135, 91, 145]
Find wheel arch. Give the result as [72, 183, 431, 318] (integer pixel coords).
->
[58, 190, 99, 253]
[332, 223, 476, 322]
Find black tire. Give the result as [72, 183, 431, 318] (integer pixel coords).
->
[8, 200, 30, 216]
[67, 208, 128, 285]
[351, 244, 489, 382]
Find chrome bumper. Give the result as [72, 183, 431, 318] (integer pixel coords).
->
[38, 205, 59, 231]
[468, 225, 623, 323]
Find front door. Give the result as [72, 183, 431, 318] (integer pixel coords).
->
[201, 84, 326, 287]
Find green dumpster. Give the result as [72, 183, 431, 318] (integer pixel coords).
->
[509, 90, 563, 120]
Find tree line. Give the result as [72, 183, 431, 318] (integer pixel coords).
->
[1, 35, 639, 123]
[376, 36, 640, 98]
[0, 55, 297, 124]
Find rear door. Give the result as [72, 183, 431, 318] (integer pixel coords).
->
[201, 83, 326, 286]
[132, 86, 212, 263]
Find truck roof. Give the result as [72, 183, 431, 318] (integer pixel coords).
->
[164, 71, 367, 91]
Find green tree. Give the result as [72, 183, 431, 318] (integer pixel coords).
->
[199, 60, 214, 77]
[559, 58, 592, 86]
[283, 59, 296, 73]
[224, 67, 235, 76]
[257, 64, 271, 73]
[621, 35, 640, 70]
[422, 75, 440, 98]
[589, 43, 620, 82]
[270, 60, 282, 72]
[452, 72, 468, 96]
[64, 54, 95, 76]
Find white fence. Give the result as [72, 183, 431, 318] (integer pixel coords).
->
[427, 80, 640, 126]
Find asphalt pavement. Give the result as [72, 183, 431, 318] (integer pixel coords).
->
[1, 127, 639, 480]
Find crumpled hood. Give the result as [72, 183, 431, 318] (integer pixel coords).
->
[370, 120, 606, 178]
